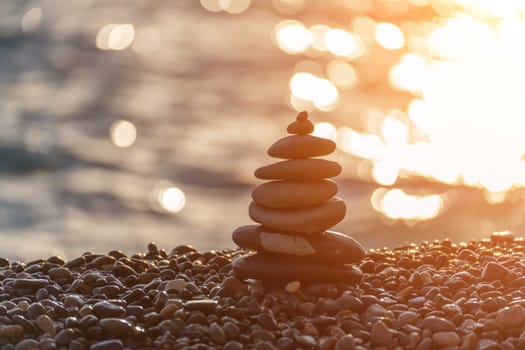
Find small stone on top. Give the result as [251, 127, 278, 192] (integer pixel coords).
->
[287, 111, 314, 135]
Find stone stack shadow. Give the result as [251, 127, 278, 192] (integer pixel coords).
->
[232, 111, 365, 284]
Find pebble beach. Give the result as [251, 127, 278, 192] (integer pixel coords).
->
[1, 232, 525, 349]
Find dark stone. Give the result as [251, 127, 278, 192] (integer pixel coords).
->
[232, 253, 362, 284]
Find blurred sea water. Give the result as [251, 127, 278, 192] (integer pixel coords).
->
[1, 0, 524, 260]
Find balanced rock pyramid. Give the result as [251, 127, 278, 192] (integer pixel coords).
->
[232, 111, 365, 284]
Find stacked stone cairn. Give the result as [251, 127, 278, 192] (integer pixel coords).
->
[232, 111, 365, 284]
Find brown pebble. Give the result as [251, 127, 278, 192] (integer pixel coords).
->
[100, 318, 132, 335]
[184, 299, 218, 313]
[222, 276, 245, 294]
[223, 340, 244, 350]
[0, 324, 23, 338]
[92, 301, 125, 318]
[36, 314, 56, 336]
[209, 322, 227, 345]
[255, 341, 277, 350]
[257, 313, 277, 330]
[55, 328, 75, 346]
[285, 280, 300, 293]
[481, 261, 510, 282]
[371, 320, 393, 347]
[319, 336, 337, 350]
[421, 316, 455, 332]
[14, 338, 40, 350]
[496, 305, 524, 328]
[398, 310, 418, 325]
[433, 331, 461, 347]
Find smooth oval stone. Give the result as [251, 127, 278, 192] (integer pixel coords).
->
[249, 198, 346, 234]
[252, 180, 338, 208]
[287, 118, 314, 135]
[254, 159, 342, 180]
[267, 135, 336, 159]
[232, 225, 365, 263]
[232, 253, 362, 284]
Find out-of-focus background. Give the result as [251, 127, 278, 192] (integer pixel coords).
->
[1, 0, 525, 260]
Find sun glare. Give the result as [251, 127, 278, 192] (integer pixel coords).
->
[275, 20, 311, 54]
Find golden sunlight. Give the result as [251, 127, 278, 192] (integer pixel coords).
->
[324, 29, 364, 59]
[374, 188, 443, 221]
[312, 122, 337, 141]
[274, 20, 311, 54]
[375, 22, 405, 50]
[289, 72, 338, 111]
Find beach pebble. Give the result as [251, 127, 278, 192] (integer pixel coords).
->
[433, 331, 461, 347]
[0, 324, 23, 338]
[223, 340, 244, 350]
[267, 135, 336, 159]
[496, 305, 523, 328]
[99, 318, 133, 335]
[481, 262, 510, 282]
[209, 322, 227, 345]
[14, 338, 40, 350]
[285, 280, 300, 293]
[249, 198, 346, 235]
[371, 320, 393, 347]
[165, 278, 186, 292]
[184, 299, 218, 313]
[254, 159, 342, 180]
[36, 314, 56, 336]
[422, 316, 455, 332]
[398, 310, 418, 325]
[92, 301, 125, 318]
[222, 276, 245, 294]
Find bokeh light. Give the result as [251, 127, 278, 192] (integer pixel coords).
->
[375, 188, 443, 221]
[326, 60, 358, 89]
[96, 24, 135, 51]
[324, 29, 364, 58]
[312, 122, 337, 141]
[21, 7, 42, 33]
[274, 20, 311, 54]
[132, 27, 161, 55]
[110, 120, 137, 148]
[159, 187, 186, 213]
[375, 22, 405, 50]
